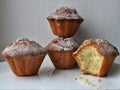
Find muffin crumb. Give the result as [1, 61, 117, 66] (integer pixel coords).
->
[98, 79, 101, 82]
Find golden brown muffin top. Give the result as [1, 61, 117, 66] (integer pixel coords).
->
[1, 38, 47, 57]
[47, 6, 83, 19]
[80, 39, 119, 56]
[46, 37, 79, 51]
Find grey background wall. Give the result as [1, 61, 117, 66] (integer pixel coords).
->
[0, 0, 120, 62]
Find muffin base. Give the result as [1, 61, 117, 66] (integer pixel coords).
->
[4, 55, 46, 76]
[47, 18, 84, 37]
[47, 51, 76, 69]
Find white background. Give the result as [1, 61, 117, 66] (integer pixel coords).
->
[0, 0, 120, 62]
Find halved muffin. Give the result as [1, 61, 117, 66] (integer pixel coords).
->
[46, 37, 79, 69]
[1, 38, 47, 76]
[47, 6, 84, 37]
[73, 39, 119, 77]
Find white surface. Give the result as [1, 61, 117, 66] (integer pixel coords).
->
[0, 56, 120, 90]
[0, 0, 120, 62]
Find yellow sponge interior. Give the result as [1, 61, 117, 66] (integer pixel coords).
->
[77, 46, 103, 75]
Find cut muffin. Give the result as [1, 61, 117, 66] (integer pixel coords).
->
[47, 6, 84, 37]
[46, 37, 79, 69]
[73, 39, 119, 77]
[1, 38, 47, 76]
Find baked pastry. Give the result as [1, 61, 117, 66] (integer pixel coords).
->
[1, 38, 47, 76]
[73, 39, 119, 77]
[47, 6, 84, 37]
[46, 37, 79, 69]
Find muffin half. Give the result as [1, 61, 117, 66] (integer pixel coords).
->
[73, 39, 119, 77]
[1, 38, 47, 76]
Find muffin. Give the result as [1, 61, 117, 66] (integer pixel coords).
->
[47, 6, 84, 37]
[73, 39, 119, 77]
[46, 37, 79, 69]
[1, 38, 47, 76]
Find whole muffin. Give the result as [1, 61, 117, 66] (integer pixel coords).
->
[1, 38, 47, 76]
[47, 6, 84, 37]
[73, 39, 119, 77]
[46, 37, 79, 69]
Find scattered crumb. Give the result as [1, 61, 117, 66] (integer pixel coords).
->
[47, 70, 53, 76]
[96, 87, 101, 90]
[97, 79, 101, 82]
[76, 76, 96, 87]
[64, 75, 67, 78]
[75, 75, 113, 90]
[106, 81, 112, 85]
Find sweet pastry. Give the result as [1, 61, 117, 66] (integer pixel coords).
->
[73, 39, 119, 77]
[47, 6, 84, 37]
[1, 38, 47, 76]
[46, 37, 79, 69]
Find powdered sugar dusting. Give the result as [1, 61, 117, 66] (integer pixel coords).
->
[46, 37, 79, 51]
[95, 39, 119, 56]
[2, 38, 47, 56]
[48, 6, 82, 19]
[81, 39, 119, 56]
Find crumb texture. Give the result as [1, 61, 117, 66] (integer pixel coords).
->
[78, 46, 103, 75]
